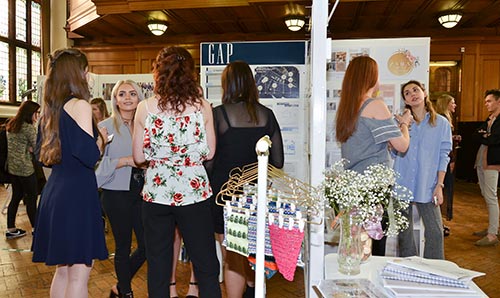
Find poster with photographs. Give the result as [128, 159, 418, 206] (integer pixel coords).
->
[97, 74, 154, 101]
[200, 41, 309, 182]
[326, 38, 430, 168]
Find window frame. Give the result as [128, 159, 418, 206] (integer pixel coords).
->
[0, 0, 43, 105]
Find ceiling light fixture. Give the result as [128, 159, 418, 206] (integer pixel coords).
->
[285, 15, 305, 31]
[438, 12, 462, 29]
[147, 21, 168, 36]
[430, 61, 458, 67]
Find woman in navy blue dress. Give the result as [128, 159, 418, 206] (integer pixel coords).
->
[32, 48, 108, 298]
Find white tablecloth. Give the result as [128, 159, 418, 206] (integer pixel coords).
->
[323, 253, 487, 297]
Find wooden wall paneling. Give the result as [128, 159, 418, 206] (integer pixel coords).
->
[480, 43, 500, 55]
[479, 56, 500, 120]
[139, 49, 162, 73]
[84, 49, 139, 73]
[460, 52, 478, 122]
[90, 64, 125, 74]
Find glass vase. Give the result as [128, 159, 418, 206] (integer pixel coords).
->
[360, 228, 372, 263]
[337, 211, 362, 275]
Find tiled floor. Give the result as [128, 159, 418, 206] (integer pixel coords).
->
[0, 181, 499, 298]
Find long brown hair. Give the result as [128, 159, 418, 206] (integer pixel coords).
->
[39, 48, 90, 165]
[401, 80, 437, 126]
[90, 97, 110, 121]
[6, 101, 40, 133]
[221, 60, 259, 123]
[153, 46, 201, 114]
[336, 56, 378, 142]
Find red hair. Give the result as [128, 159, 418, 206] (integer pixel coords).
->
[153, 47, 201, 114]
[336, 56, 378, 143]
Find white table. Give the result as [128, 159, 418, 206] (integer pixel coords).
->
[322, 253, 487, 297]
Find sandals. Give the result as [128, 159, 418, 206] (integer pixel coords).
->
[186, 282, 199, 298]
[169, 282, 178, 298]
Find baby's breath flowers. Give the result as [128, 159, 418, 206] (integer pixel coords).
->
[323, 159, 412, 238]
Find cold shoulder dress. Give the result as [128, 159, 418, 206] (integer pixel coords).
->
[32, 107, 108, 265]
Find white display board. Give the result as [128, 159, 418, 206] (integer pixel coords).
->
[325, 37, 430, 168]
[200, 41, 309, 182]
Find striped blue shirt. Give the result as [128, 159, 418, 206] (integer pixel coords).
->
[342, 115, 402, 173]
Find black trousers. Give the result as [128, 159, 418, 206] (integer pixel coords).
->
[443, 162, 454, 221]
[102, 171, 146, 294]
[142, 199, 221, 298]
[8, 173, 37, 229]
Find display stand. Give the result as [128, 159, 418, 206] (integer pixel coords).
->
[254, 137, 271, 298]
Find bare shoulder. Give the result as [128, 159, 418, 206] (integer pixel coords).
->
[362, 98, 392, 120]
[64, 98, 91, 119]
[64, 98, 93, 134]
[200, 98, 212, 110]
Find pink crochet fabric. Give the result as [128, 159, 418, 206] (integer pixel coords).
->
[269, 224, 304, 281]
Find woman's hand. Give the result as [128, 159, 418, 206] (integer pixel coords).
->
[432, 185, 444, 206]
[97, 126, 108, 155]
[396, 108, 413, 127]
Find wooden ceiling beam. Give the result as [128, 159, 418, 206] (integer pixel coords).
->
[348, 2, 365, 31]
[68, 0, 100, 31]
[73, 31, 306, 47]
[402, 0, 437, 30]
[91, 0, 308, 15]
[375, 0, 400, 30]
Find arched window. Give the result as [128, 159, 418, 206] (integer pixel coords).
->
[434, 67, 452, 92]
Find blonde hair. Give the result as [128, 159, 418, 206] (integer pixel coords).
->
[110, 80, 144, 134]
[434, 94, 454, 128]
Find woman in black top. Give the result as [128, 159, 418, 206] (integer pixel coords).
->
[205, 60, 284, 298]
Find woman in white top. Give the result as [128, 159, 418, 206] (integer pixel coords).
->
[132, 46, 220, 298]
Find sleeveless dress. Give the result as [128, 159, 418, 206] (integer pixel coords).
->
[209, 105, 282, 233]
[32, 107, 108, 265]
[142, 110, 212, 206]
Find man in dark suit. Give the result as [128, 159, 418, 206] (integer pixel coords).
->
[474, 89, 500, 246]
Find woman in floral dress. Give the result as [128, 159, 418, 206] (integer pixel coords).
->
[132, 46, 220, 298]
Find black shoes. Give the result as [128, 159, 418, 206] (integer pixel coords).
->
[6, 228, 27, 239]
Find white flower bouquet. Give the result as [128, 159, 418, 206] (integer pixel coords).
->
[323, 159, 412, 239]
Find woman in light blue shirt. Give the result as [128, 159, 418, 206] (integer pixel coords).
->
[95, 79, 146, 298]
[393, 80, 452, 259]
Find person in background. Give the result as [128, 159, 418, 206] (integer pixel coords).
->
[91, 97, 110, 123]
[336, 56, 411, 256]
[473, 89, 500, 246]
[204, 60, 284, 298]
[132, 46, 220, 298]
[95, 80, 146, 298]
[5, 100, 40, 239]
[32, 48, 108, 298]
[394, 80, 452, 259]
[434, 94, 461, 236]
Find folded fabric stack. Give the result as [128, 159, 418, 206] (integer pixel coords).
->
[380, 256, 485, 298]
